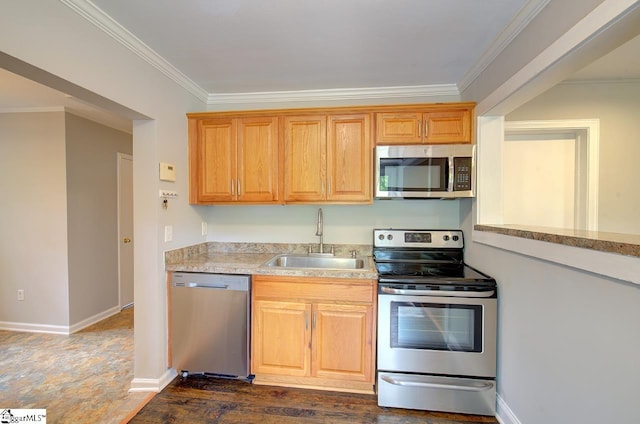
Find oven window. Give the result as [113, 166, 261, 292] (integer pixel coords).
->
[379, 158, 448, 192]
[390, 302, 483, 352]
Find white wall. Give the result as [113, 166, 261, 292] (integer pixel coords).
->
[461, 2, 640, 423]
[1, 0, 207, 387]
[0, 112, 70, 328]
[460, 200, 640, 424]
[0, 111, 133, 331]
[65, 113, 132, 325]
[506, 81, 640, 234]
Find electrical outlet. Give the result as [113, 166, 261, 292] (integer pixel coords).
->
[164, 225, 173, 242]
[17, 289, 24, 301]
[201, 222, 208, 237]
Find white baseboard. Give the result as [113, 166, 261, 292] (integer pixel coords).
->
[496, 394, 522, 424]
[69, 305, 121, 333]
[0, 321, 69, 334]
[0, 305, 122, 335]
[129, 369, 178, 393]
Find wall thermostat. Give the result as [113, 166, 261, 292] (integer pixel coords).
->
[159, 162, 176, 182]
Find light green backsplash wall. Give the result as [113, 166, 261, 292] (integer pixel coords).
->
[201, 201, 463, 245]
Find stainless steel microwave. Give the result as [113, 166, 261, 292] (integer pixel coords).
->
[375, 144, 475, 199]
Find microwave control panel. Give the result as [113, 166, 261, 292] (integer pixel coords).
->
[453, 157, 472, 191]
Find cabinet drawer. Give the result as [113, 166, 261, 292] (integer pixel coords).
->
[253, 276, 374, 303]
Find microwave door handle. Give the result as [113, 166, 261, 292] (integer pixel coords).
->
[448, 156, 454, 192]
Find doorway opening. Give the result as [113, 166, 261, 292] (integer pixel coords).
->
[503, 119, 599, 231]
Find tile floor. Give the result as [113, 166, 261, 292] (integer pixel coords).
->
[0, 308, 149, 423]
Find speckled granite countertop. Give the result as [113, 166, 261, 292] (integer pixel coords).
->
[475, 224, 640, 258]
[165, 242, 378, 280]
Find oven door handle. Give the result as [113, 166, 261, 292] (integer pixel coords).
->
[380, 286, 495, 298]
[380, 375, 494, 392]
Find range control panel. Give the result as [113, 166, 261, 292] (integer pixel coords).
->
[374, 229, 464, 249]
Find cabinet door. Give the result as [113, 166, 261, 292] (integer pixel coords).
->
[312, 303, 373, 382]
[196, 119, 237, 202]
[283, 115, 327, 202]
[327, 114, 372, 202]
[237, 117, 280, 202]
[252, 300, 311, 377]
[375, 112, 423, 144]
[423, 109, 472, 144]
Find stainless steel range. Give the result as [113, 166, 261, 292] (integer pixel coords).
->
[374, 229, 497, 416]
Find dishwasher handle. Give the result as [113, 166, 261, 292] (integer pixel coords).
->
[173, 282, 229, 289]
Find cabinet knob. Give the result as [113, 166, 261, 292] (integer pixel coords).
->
[123, 237, 132, 244]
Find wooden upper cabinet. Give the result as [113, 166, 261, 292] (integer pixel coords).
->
[327, 114, 372, 202]
[194, 118, 236, 202]
[189, 116, 279, 204]
[237, 117, 280, 202]
[283, 115, 327, 202]
[375, 112, 423, 144]
[424, 109, 472, 144]
[376, 107, 473, 145]
[284, 113, 372, 203]
[188, 102, 472, 204]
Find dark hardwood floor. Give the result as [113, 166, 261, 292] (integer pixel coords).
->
[129, 375, 498, 423]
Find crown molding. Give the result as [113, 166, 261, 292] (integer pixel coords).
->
[59, 0, 209, 103]
[207, 84, 460, 106]
[458, 0, 551, 93]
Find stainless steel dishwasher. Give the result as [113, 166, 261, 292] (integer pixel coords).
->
[170, 272, 252, 380]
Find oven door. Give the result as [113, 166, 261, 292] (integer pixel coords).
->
[377, 291, 496, 378]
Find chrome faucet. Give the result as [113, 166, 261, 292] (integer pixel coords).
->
[315, 207, 324, 254]
[311, 208, 334, 255]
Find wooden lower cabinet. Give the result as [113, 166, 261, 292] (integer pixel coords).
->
[251, 275, 376, 394]
[312, 303, 373, 382]
[252, 300, 311, 377]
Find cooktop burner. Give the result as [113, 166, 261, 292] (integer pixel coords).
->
[373, 229, 496, 289]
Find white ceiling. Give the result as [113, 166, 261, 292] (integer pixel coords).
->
[90, 0, 530, 94]
[1, 0, 639, 133]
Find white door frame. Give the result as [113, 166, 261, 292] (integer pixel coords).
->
[504, 119, 599, 231]
[117, 152, 134, 309]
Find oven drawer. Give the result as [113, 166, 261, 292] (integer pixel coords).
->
[377, 372, 496, 416]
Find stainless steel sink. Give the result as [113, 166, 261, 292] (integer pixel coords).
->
[263, 254, 367, 270]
